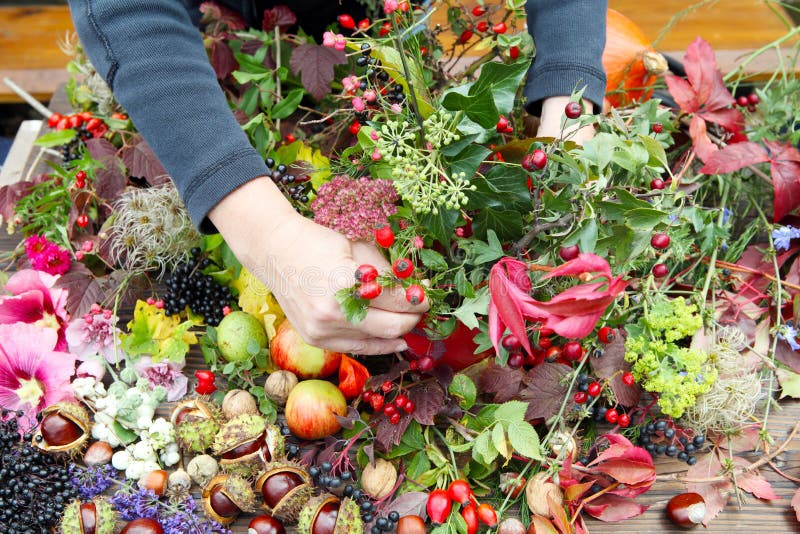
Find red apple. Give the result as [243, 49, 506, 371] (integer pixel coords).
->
[284, 380, 347, 440]
[270, 321, 343, 379]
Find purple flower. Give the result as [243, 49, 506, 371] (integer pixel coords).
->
[773, 225, 795, 251]
[66, 306, 125, 363]
[311, 175, 399, 241]
[69, 463, 119, 500]
[134, 356, 188, 402]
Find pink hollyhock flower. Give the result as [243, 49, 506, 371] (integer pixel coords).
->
[0, 323, 77, 430]
[488, 254, 627, 355]
[311, 175, 399, 240]
[134, 356, 188, 402]
[0, 269, 69, 351]
[65, 306, 124, 364]
[24, 234, 71, 275]
[75, 359, 106, 381]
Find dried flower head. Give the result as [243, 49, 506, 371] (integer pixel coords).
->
[107, 184, 201, 275]
[311, 175, 398, 240]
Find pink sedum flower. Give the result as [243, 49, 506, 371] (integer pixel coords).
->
[134, 356, 188, 402]
[0, 323, 77, 431]
[0, 270, 69, 351]
[65, 307, 124, 364]
[24, 234, 71, 275]
[311, 175, 399, 241]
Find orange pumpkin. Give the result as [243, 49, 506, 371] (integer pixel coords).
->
[603, 9, 668, 108]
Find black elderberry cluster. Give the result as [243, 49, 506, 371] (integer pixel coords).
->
[265, 158, 309, 206]
[354, 44, 403, 124]
[0, 409, 78, 533]
[163, 248, 233, 326]
[638, 420, 706, 465]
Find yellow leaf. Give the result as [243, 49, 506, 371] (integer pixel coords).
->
[231, 268, 285, 339]
[275, 140, 332, 195]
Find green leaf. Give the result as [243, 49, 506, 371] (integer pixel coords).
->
[449, 374, 477, 410]
[473, 208, 523, 241]
[335, 288, 368, 323]
[638, 134, 669, 168]
[472, 430, 499, 465]
[507, 420, 543, 460]
[777, 368, 800, 398]
[494, 400, 528, 424]
[35, 129, 77, 147]
[112, 421, 138, 445]
[271, 88, 304, 119]
[467, 165, 530, 212]
[406, 451, 432, 480]
[625, 208, 669, 230]
[565, 218, 598, 253]
[492, 423, 511, 461]
[401, 420, 426, 449]
[247, 338, 261, 356]
[468, 229, 505, 264]
[419, 248, 448, 271]
[442, 86, 499, 128]
[419, 208, 460, 245]
[452, 288, 489, 330]
[441, 133, 480, 157]
[259, 397, 278, 422]
[449, 144, 492, 180]
[454, 269, 475, 298]
[469, 60, 529, 115]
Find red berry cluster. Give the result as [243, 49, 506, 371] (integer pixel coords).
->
[427, 480, 497, 532]
[736, 92, 760, 112]
[362, 381, 415, 425]
[495, 115, 513, 134]
[47, 111, 115, 139]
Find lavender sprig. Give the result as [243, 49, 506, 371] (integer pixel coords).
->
[69, 463, 119, 500]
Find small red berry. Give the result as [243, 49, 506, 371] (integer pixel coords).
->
[75, 251, 84, 261]
[47, 113, 62, 128]
[563, 341, 583, 361]
[383, 404, 397, 417]
[56, 117, 70, 130]
[420, 46, 428, 56]
[75, 170, 87, 182]
[362, 390, 373, 402]
[379, 21, 392, 36]
[605, 408, 619, 424]
[374, 225, 395, 247]
[79, 111, 93, 121]
[349, 121, 361, 135]
[458, 29, 473, 44]
[508, 352, 525, 369]
[598, 326, 615, 344]
[476, 503, 497, 527]
[492, 22, 507, 34]
[747, 104, 756, 113]
[417, 356, 434, 372]
[508, 45, 520, 59]
[392, 257, 414, 278]
[538, 336, 552, 350]
[748, 93, 760, 105]
[382, 380, 393, 392]
[358, 281, 382, 299]
[476, 20, 488, 32]
[502, 334, 522, 350]
[650, 178, 666, 190]
[370, 395, 385, 412]
[403, 400, 414, 413]
[587, 381, 602, 397]
[155, 299, 165, 309]
[337, 14, 355, 29]
[544, 346, 561, 362]
[405, 284, 425, 305]
[222, 305, 232, 316]
[389, 413, 401, 425]
[448, 479, 473, 507]
[651, 232, 670, 250]
[86, 118, 103, 131]
[737, 95, 749, 107]
[530, 149, 547, 170]
[394, 394, 408, 407]
[355, 264, 379, 283]
[495, 115, 509, 133]
[622, 372, 635, 386]
[652, 122, 663, 134]
[559, 244, 580, 261]
[284, 133, 296, 143]
[471, 5, 486, 16]
[652, 263, 669, 278]
[357, 18, 370, 30]
[564, 101, 583, 119]
[76, 214, 90, 228]
[68, 115, 84, 128]
[618, 413, 631, 427]
[574, 391, 588, 404]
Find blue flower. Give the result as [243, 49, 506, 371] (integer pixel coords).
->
[772, 225, 796, 251]
[778, 324, 800, 350]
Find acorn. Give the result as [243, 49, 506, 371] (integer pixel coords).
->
[297, 494, 363, 534]
[59, 498, 118, 534]
[33, 402, 91, 456]
[255, 461, 314, 521]
[213, 414, 283, 477]
[202, 474, 258, 525]
[120, 518, 164, 534]
[222, 389, 259, 419]
[171, 399, 224, 454]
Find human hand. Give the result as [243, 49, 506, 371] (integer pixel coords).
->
[536, 96, 596, 145]
[209, 179, 428, 355]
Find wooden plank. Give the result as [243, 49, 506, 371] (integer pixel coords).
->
[0, 69, 72, 104]
[0, 6, 74, 70]
[0, 120, 42, 186]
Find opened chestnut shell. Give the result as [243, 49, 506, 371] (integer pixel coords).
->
[59, 498, 118, 534]
[120, 518, 164, 534]
[33, 403, 91, 455]
[213, 415, 284, 477]
[202, 474, 258, 525]
[255, 462, 314, 521]
[297, 494, 363, 534]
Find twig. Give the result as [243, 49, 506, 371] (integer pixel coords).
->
[767, 459, 800, 484]
[513, 214, 573, 254]
[2, 77, 52, 118]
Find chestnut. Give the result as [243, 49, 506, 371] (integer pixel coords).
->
[666, 492, 706, 528]
[33, 402, 91, 455]
[42, 412, 84, 446]
[312, 500, 340, 534]
[255, 462, 313, 521]
[249, 514, 286, 534]
[209, 485, 241, 518]
[201, 474, 258, 525]
[120, 518, 164, 534]
[262, 471, 305, 508]
[80, 502, 97, 534]
[221, 433, 265, 460]
[396, 514, 426, 534]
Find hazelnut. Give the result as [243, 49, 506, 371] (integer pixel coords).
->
[666, 492, 706, 528]
[222, 389, 258, 419]
[360, 458, 397, 499]
[83, 441, 114, 466]
[264, 371, 298, 405]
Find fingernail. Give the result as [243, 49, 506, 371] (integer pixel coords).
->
[396, 341, 408, 352]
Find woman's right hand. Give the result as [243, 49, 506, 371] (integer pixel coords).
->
[209, 178, 428, 355]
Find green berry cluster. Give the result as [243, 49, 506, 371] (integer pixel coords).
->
[624, 296, 717, 418]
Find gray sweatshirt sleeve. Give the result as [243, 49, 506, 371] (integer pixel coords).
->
[524, 0, 608, 115]
[67, 0, 268, 233]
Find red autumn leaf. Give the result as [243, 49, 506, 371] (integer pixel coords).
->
[407, 381, 445, 426]
[689, 114, 718, 162]
[587, 434, 655, 498]
[548, 494, 573, 534]
[590, 331, 642, 407]
[712, 424, 763, 453]
[337, 355, 370, 400]
[120, 137, 168, 184]
[792, 487, 800, 522]
[583, 494, 648, 522]
[479, 362, 525, 403]
[732, 457, 779, 500]
[488, 255, 627, 355]
[209, 38, 238, 80]
[766, 140, 800, 221]
[290, 44, 347, 101]
[199, 1, 246, 30]
[563, 480, 595, 501]
[262, 5, 298, 32]
[592, 459, 657, 488]
[686, 452, 731, 526]
[518, 363, 570, 421]
[700, 141, 769, 174]
[664, 74, 697, 113]
[529, 515, 559, 534]
[0, 181, 35, 221]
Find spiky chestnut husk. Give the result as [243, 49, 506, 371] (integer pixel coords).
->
[297, 495, 362, 534]
[255, 460, 314, 521]
[214, 415, 284, 477]
[176, 418, 220, 454]
[33, 402, 92, 456]
[202, 474, 259, 525]
[170, 398, 225, 427]
[60, 498, 118, 534]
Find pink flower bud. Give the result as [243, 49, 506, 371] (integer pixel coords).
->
[352, 97, 366, 112]
[342, 75, 360, 93]
[372, 148, 382, 161]
[413, 235, 424, 249]
[74, 251, 84, 261]
[91, 303, 102, 314]
[82, 240, 94, 252]
[322, 31, 336, 48]
[334, 34, 347, 51]
[391, 103, 402, 113]
[363, 89, 377, 102]
[370, 130, 380, 141]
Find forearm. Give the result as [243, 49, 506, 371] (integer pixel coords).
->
[524, 0, 608, 115]
[67, 0, 269, 232]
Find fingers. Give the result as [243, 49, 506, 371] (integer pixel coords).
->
[320, 336, 408, 356]
[369, 283, 430, 314]
[356, 307, 424, 340]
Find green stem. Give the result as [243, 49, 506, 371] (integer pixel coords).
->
[723, 25, 800, 82]
[390, 18, 427, 146]
[432, 426, 460, 478]
[700, 179, 729, 303]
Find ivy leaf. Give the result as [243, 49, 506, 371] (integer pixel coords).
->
[451, 289, 489, 331]
[518, 363, 570, 421]
[290, 44, 346, 100]
[419, 208, 460, 246]
[419, 248, 448, 271]
[469, 229, 504, 264]
[441, 86, 499, 128]
[507, 420, 542, 460]
[408, 382, 445, 425]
